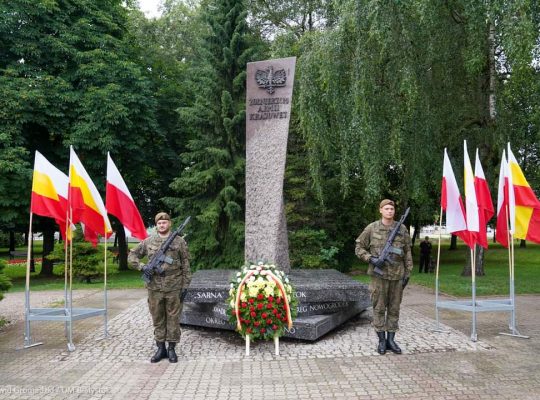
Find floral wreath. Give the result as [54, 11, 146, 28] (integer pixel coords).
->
[227, 262, 297, 341]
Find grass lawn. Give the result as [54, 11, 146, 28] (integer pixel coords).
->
[1, 240, 538, 297]
[350, 240, 539, 297]
[1, 244, 144, 292]
[3, 263, 144, 292]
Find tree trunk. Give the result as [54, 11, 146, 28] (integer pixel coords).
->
[116, 225, 129, 271]
[40, 220, 56, 277]
[461, 245, 485, 276]
[449, 234, 457, 250]
[411, 222, 419, 248]
[9, 231, 15, 252]
[520, 239, 526, 248]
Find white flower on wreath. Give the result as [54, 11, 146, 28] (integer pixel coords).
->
[240, 292, 247, 302]
[264, 285, 274, 297]
[248, 286, 259, 298]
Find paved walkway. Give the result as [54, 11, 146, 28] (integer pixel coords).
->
[0, 285, 538, 399]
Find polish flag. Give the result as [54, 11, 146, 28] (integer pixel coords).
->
[463, 141, 479, 248]
[495, 150, 510, 247]
[106, 153, 148, 241]
[474, 149, 494, 248]
[441, 149, 472, 247]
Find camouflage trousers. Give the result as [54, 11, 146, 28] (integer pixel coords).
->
[148, 289, 183, 342]
[369, 276, 404, 332]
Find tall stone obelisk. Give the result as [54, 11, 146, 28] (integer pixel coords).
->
[245, 57, 296, 272]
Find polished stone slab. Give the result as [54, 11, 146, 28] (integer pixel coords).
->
[183, 269, 369, 303]
[181, 269, 370, 340]
[180, 302, 366, 341]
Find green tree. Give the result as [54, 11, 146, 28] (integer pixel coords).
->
[293, 0, 539, 268]
[0, 0, 166, 272]
[166, 0, 264, 269]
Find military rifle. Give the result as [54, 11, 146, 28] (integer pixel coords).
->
[142, 216, 191, 283]
[372, 208, 410, 276]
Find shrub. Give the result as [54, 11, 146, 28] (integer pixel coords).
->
[0, 259, 12, 301]
[48, 242, 117, 283]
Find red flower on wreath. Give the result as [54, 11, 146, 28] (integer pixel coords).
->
[227, 263, 298, 342]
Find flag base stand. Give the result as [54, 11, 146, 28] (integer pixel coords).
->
[499, 332, 530, 339]
[23, 307, 107, 352]
[20, 342, 43, 350]
[436, 298, 528, 342]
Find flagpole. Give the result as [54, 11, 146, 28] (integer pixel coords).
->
[67, 207, 74, 351]
[470, 246, 477, 341]
[24, 212, 33, 347]
[103, 222, 108, 339]
[510, 233, 516, 333]
[435, 208, 443, 331]
[63, 211, 69, 340]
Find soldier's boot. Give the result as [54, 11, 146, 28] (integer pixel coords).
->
[386, 332, 402, 354]
[167, 342, 178, 363]
[376, 331, 386, 355]
[150, 341, 168, 363]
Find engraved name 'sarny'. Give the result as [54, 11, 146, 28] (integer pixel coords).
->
[248, 97, 289, 121]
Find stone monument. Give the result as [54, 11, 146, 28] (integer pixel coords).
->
[245, 57, 296, 272]
[179, 57, 371, 341]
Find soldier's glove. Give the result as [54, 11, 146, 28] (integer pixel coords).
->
[401, 275, 410, 288]
[369, 257, 385, 276]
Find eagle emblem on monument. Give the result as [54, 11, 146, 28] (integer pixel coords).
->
[255, 66, 287, 94]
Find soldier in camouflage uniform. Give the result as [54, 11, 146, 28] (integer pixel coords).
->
[128, 212, 191, 363]
[355, 199, 413, 355]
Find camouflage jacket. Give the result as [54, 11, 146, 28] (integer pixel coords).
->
[355, 220, 413, 280]
[128, 233, 191, 292]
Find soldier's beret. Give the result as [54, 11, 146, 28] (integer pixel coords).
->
[155, 212, 171, 223]
[379, 199, 395, 208]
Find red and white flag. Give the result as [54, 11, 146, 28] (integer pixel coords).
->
[106, 153, 148, 241]
[474, 149, 494, 248]
[441, 149, 472, 247]
[495, 150, 510, 247]
[463, 141, 479, 248]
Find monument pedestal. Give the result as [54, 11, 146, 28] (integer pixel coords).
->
[181, 269, 370, 341]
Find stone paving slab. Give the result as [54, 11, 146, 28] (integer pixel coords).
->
[58, 293, 491, 364]
[0, 286, 538, 400]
